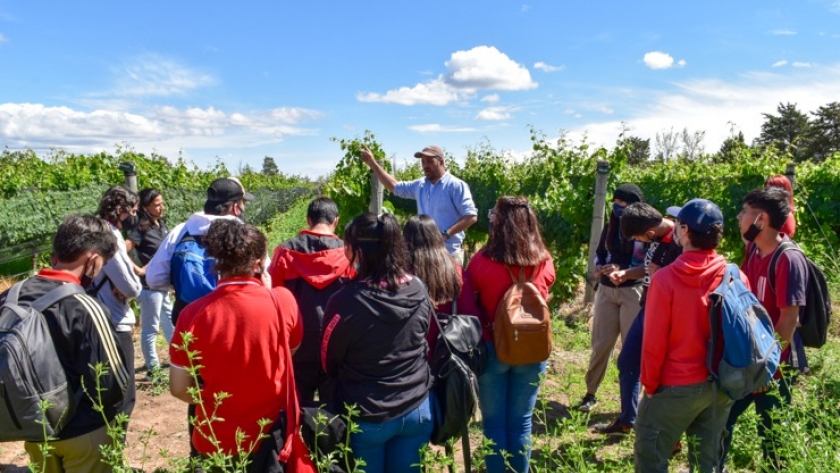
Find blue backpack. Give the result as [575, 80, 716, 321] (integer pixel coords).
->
[707, 264, 781, 400]
[170, 232, 217, 305]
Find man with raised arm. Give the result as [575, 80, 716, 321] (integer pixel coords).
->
[360, 144, 478, 263]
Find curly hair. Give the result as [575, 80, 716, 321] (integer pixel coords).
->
[203, 219, 267, 277]
[344, 213, 408, 292]
[403, 215, 461, 305]
[483, 196, 550, 267]
[97, 185, 139, 226]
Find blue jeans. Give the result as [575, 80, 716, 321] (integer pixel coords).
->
[616, 307, 645, 426]
[721, 375, 795, 470]
[478, 343, 546, 473]
[351, 394, 433, 473]
[138, 288, 174, 370]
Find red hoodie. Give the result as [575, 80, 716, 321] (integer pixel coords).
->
[269, 230, 354, 290]
[641, 250, 749, 395]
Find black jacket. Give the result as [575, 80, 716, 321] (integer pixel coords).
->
[0, 272, 128, 439]
[322, 277, 433, 422]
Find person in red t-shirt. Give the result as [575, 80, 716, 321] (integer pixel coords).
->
[721, 186, 808, 470]
[466, 196, 555, 473]
[169, 220, 314, 473]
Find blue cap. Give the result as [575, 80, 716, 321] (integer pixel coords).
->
[666, 199, 723, 235]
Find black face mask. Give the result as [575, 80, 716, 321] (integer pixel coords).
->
[121, 214, 138, 230]
[80, 262, 96, 290]
[742, 216, 762, 242]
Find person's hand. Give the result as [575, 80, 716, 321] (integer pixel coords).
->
[599, 264, 618, 277]
[608, 270, 627, 285]
[360, 145, 374, 166]
[113, 287, 129, 302]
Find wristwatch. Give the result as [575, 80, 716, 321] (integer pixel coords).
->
[441, 229, 449, 238]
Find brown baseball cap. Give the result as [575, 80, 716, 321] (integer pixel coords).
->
[414, 145, 445, 160]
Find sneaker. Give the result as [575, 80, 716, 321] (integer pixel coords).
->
[593, 419, 632, 436]
[576, 393, 598, 412]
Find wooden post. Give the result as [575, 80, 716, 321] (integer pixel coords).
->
[369, 172, 383, 214]
[785, 163, 797, 189]
[119, 162, 138, 193]
[585, 160, 610, 304]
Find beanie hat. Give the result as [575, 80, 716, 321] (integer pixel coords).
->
[613, 183, 645, 204]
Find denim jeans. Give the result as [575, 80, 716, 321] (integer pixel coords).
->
[478, 343, 546, 473]
[351, 394, 433, 473]
[616, 307, 645, 426]
[634, 381, 732, 473]
[138, 288, 174, 370]
[721, 375, 795, 470]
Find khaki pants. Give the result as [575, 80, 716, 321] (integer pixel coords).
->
[585, 284, 642, 394]
[24, 425, 113, 473]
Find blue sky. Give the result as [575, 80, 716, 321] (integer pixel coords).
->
[1, 1, 839, 178]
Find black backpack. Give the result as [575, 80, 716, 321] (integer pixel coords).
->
[1, 281, 84, 441]
[768, 241, 832, 348]
[429, 301, 486, 473]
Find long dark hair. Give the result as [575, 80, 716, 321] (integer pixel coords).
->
[483, 196, 549, 267]
[345, 213, 408, 292]
[136, 188, 164, 233]
[403, 215, 460, 305]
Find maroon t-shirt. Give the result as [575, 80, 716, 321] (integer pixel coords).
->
[742, 237, 808, 368]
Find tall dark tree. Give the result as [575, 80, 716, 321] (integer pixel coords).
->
[716, 131, 746, 163]
[621, 136, 651, 166]
[758, 102, 812, 161]
[806, 102, 840, 162]
[261, 156, 280, 176]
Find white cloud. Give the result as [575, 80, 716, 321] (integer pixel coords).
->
[0, 102, 322, 155]
[112, 54, 216, 97]
[481, 94, 500, 103]
[534, 61, 564, 73]
[772, 60, 788, 68]
[643, 51, 686, 70]
[0, 33, 7, 44]
[564, 64, 840, 157]
[357, 77, 461, 106]
[793, 61, 813, 68]
[446, 46, 537, 90]
[521, 5, 531, 12]
[770, 29, 797, 35]
[564, 108, 576, 115]
[476, 107, 512, 121]
[358, 46, 536, 106]
[408, 123, 477, 133]
[598, 106, 614, 115]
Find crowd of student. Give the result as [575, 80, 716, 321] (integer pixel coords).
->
[0, 139, 813, 473]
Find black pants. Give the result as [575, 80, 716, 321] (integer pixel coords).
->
[114, 331, 136, 418]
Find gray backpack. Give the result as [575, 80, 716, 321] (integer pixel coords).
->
[1, 281, 83, 441]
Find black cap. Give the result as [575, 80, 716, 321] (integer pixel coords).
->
[206, 177, 254, 205]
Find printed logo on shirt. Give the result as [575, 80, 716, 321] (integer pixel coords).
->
[321, 314, 342, 372]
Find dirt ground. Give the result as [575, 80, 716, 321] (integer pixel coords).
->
[0, 328, 191, 473]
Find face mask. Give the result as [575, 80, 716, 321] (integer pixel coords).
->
[742, 216, 762, 242]
[121, 214, 138, 229]
[80, 261, 97, 289]
[612, 203, 625, 218]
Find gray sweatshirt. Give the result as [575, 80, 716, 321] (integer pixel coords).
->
[94, 223, 142, 331]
